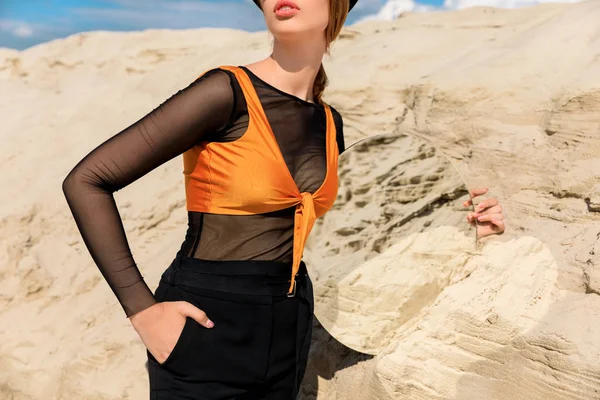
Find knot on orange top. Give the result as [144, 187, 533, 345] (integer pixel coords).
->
[290, 192, 318, 293]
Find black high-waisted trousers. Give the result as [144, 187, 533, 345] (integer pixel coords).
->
[146, 252, 314, 400]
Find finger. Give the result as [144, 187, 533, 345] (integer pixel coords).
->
[477, 213, 503, 223]
[491, 218, 506, 233]
[463, 196, 476, 207]
[475, 197, 499, 212]
[476, 220, 506, 239]
[467, 212, 484, 223]
[469, 188, 488, 199]
[476, 204, 503, 215]
[477, 214, 506, 233]
[178, 302, 215, 328]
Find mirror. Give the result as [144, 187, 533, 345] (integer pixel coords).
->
[304, 132, 478, 355]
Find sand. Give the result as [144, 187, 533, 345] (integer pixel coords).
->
[1, 1, 599, 399]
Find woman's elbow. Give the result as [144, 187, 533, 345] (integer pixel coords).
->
[62, 164, 118, 201]
[62, 167, 82, 201]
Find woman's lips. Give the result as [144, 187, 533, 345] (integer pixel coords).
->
[274, 1, 299, 18]
[276, 7, 299, 17]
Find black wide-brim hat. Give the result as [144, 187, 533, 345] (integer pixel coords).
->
[252, 0, 359, 12]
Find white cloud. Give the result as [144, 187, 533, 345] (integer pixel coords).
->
[380, 0, 436, 17]
[13, 25, 34, 38]
[0, 20, 35, 38]
[360, 0, 586, 21]
[356, 0, 411, 22]
[373, 0, 418, 19]
[356, 0, 436, 22]
[444, 0, 584, 9]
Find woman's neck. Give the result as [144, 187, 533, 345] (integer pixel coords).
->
[247, 37, 327, 103]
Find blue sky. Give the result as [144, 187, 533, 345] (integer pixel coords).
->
[0, 0, 445, 50]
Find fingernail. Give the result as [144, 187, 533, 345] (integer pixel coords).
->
[207, 320, 214, 328]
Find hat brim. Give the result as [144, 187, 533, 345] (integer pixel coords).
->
[253, 0, 358, 12]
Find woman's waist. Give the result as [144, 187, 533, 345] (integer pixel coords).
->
[181, 211, 298, 262]
[159, 252, 308, 298]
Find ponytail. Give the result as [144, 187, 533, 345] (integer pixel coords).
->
[312, 0, 350, 105]
[313, 63, 328, 105]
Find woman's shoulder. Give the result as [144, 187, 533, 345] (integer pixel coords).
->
[327, 104, 344, 131]
[187, 66, 244, 103]
[193, 65, 235, 83]
[200, 65, 247, 80]
[324, 103, 345, 153]
[192, 65, 247, 95]
[328, 104, 343, 119]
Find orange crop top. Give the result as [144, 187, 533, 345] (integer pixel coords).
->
[182, 65, 340, 295]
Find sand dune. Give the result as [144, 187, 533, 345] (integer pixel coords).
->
[1, 1, 600, 399]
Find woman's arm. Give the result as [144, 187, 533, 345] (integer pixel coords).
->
[62, 69, 236, 319]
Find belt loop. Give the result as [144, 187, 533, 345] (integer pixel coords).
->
[287, 279, 297, 297]
[300, 260, 307, 276]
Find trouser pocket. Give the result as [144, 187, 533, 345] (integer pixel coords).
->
[150, 282, 273, 384]
[147, 281, 197, 372]
[150, 317, 195, 369]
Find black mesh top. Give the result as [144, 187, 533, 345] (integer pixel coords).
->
[62, 66, 345, 318]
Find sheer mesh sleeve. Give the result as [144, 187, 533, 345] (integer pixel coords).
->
[62, 68, 235, 318]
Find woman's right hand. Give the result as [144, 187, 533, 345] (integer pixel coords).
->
[129, 300, 215, 364]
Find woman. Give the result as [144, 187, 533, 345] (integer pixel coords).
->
[62, 0, 505, 399]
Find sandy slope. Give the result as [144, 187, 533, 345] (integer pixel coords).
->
[1, 1, 599, 399]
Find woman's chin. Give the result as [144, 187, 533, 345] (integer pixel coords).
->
[270, 25, 326, 43]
